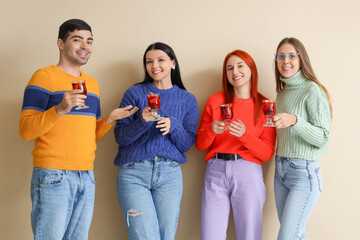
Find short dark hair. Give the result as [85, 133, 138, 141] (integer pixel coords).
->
[138, 42, 186, 90]
[58, 19, 92, 42]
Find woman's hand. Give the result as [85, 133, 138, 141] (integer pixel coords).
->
[156, 117, 171, 135]
[142, 107, 155, 122]
[229, 119, 246, 137]
[212, 120, 226, 134]
[273, 113, 297, 129]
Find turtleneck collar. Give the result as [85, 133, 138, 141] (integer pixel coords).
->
[280, 70, 308, 87]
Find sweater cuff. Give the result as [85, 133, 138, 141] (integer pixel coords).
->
[169, 116, 180, 134]
[238, 127, 251, 142]
[205, 123, 216, 138]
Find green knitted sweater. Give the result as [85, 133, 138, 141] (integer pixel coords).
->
[276, 70, 331, 161]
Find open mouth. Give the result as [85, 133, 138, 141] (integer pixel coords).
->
[233, 75, 243, 81]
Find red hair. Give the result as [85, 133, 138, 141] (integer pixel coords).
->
[222, 50, 266, 124]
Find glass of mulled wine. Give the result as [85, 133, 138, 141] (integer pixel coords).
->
[72, 80, 89, 110]
[220, 103, 233, 130]
[263, 100, 276, 127]
[147, 93, 162, 121]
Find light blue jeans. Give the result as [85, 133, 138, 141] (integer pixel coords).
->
[274, 156, 322, 240]
[30, 167, 95, 240]
[117, 156, 183, 240]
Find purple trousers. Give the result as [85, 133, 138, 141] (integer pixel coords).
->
[201, 157, 266, 240]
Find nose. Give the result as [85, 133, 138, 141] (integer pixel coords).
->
[283, 55, 290, 63]
[152, 61, 159, 68]
[80, 41, 88, 50]
[233, 67, 239, 74]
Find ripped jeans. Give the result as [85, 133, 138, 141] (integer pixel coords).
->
[274, 156, 322, 240]
[117, 156, 183, 240]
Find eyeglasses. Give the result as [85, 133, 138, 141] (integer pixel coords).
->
[275, 53, 300, 62]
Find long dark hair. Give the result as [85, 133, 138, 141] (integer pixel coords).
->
[138, 42, 186, 90]
[275, 37, 332, 118]
[222, 50, 266, 124]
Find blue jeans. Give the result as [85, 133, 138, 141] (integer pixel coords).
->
[274, 156, 322, 240]
[30, 167, 95, 240]
[117, 156, 183, 240]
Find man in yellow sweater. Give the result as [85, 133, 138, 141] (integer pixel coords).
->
[19, 19, 138, 239]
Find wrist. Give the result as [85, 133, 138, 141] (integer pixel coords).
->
[55, 105, 65, 117]
[105, 115, 113, 125]
[292, 115, 298, 126]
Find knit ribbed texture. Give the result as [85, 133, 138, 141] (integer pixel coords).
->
[19, 65, 113, 170]
[276, 70, 331, 160]
[114, 82, 199, 165]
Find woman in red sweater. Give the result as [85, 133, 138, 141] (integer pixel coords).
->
[196, 50, 276, 240]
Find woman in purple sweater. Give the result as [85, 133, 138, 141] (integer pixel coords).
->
[114, 42, 198, 240]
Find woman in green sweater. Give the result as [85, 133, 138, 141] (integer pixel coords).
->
[272, 37, 332, 240]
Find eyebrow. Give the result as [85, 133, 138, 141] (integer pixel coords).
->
[278, 52, 297, 54]
[226, 61, 244, 67]
[146, 55, 167, 60]
[71, 35, 94, 41]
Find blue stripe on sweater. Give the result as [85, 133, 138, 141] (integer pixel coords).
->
[22, 86, 101, 118]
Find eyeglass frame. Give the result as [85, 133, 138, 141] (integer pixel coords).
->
[275, 52, 300, 62]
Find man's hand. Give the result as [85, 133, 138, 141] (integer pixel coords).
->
[105, 105, 139, 124]
[55, 90, 86, 117]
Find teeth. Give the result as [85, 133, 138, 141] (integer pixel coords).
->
[77, 51, 87, 57]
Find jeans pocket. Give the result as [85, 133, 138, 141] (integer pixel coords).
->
[34, 168, 64, 188]
[289, 158, 308, 169]
[119, 161, 138, 169]
[88, 170, 96, 184]
[166, 159, 180, 167]
[207, 158, 216, 164]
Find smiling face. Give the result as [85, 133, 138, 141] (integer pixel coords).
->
[58, 30, 93, 67]
[226, 55, 252, 91]
[145, 49, 175, 85]
[276, 43, 301, 78]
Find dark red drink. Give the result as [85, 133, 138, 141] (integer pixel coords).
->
[263, 100, 276, 127]
[147, 94, 161, 110]
[220, 103, 232, 129]
[72, 81, 87, 96]
[72, 80, 89, 109]
[263, 101, 276, 117]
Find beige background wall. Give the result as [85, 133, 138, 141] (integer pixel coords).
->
[1, 0, 359, 239]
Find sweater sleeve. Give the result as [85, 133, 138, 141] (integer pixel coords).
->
[19, 70, 62, 140]
[238, 124, 276, 161]
[292, 86, 331, 148]
[196, 97, 217, 151]
[167, 94, 198, 153]
[95, 118, 113, 141]
[114, 88, 153, 146]
[19, 107, 62, 141]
